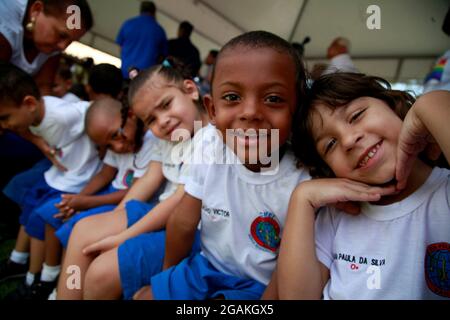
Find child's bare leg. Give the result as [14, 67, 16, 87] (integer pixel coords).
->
[83, 248, 122, 300]
[44, 225, 62, 267]
[29, 238, 45, 274]
[14, 226, 30, 253]
[56, 209, 127, 300]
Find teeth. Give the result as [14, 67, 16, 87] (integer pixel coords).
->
[359, 143, 381, 167]
[235, 130, 268, 138]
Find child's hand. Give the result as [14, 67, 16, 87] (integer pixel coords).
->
[55, 194, 91, 212]
[296, 178, 397, 211]
[41, 144, 68, 172]
[82, 234, 122, 255]
[396, 107, 441, 190]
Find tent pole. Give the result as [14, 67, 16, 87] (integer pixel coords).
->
[289, 0, 309, 42]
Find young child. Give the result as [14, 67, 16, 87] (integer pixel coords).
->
[278, 73, 450, 300]
[56, 58, 210, 299]
[131, 30, 311, 300]
[0, 63, 101, 298]
[0, 62, 123, 285]
[52, 66, 81, 103]
[53, 97, 155, 247]
[20, 98, 158, 300]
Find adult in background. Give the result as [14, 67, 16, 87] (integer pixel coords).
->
[0, 0, 93, 95]
[116, 1, 168, 79]
[168, 21, 201, 78]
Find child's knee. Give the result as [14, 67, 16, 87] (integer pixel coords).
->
[85, 250, 118, 286]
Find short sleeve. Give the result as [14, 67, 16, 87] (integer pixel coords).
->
[103, 150, 118, 169]
[0, 0, 23, 50]
[0, 20, 17, 50]
[133, 132, 161, 178]
[184, 163, 204, 200]
[314, 207, 337, 269]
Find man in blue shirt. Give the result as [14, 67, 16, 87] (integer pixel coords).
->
[116, 1, 168, 79]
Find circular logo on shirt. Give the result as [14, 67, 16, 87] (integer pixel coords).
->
[425, 242, 450, 298]
[122, 169, 134, 188]
[250, 212, 281, 253]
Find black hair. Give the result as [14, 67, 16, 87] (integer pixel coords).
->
[68, 83, 89, 101]
[88, 63, 124, 98]
[140, 1, 156, 15]
[40, 0, 94, 31]
[292, 72, 416, 178]
[179, 21, 194, 38]
[128, 56, 204, 112]
[209, 50, 219, 58]
[210, 31, 308, 106]
[0, 62, 41, 107]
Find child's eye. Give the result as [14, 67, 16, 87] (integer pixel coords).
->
[162, 99, 172, 109]
[265, 95, 284, 104]
[325, 138, 337, 154]
[222, 94, 240, 102]
[350, 109, 366, 123]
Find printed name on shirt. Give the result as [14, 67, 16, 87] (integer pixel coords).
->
[202, 205, 230, 218]
[334, 252, 386, 269]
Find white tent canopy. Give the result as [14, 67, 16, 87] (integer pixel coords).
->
[79, 0, 450, 83]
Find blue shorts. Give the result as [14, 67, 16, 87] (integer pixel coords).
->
[118, 229, 201, 300]
[124, 199, 156, 228]
[19, 176, 62, 234]
[36, 185, 118, 244]
[150, 253, 266, 300]
[3, 158, 51, 206]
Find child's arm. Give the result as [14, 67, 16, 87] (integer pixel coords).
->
[18, 129, 67, 171]
[278, 179, 395, 299]
[261, 268, 278, 300]
[114, 161, 165, 210]
[163, 192, 202, 269]
[396, 90, 450, 189]
[82, 184, 185, 255]
[54, 164, 118, 216]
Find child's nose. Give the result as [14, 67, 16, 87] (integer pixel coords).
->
[342, 131, 363, 152]
[240, 98, 263, 121]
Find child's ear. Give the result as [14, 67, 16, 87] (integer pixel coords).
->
[203, 94, 216, 125]
[22, 95, 39, 112]
[183, 79, 200, 101]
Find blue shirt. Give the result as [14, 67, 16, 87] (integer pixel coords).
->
[116, 15, 168, 78]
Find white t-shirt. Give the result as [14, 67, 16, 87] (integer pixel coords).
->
[62, 92, 82, 103]
[184, 125, 311, 285]
[0, 0, 58, 75]
[316, 167, 450, 300]
[103, 131, 160, 190]
[151, 125, 212, 201]
[30, 96, 101, 193]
